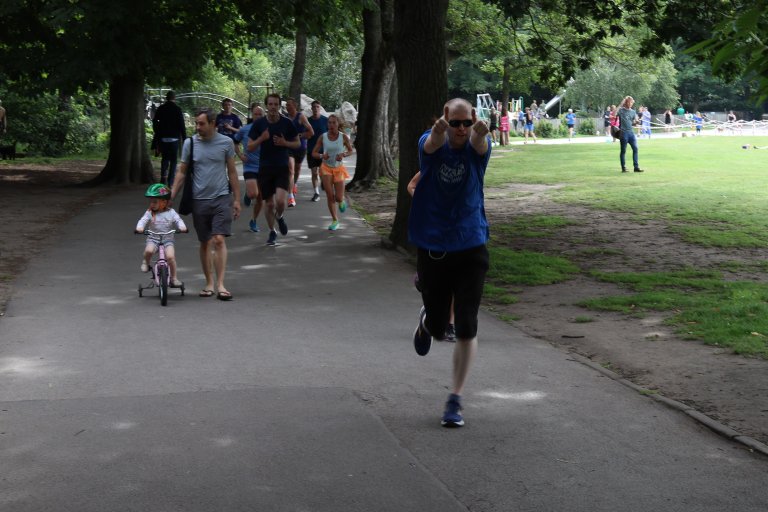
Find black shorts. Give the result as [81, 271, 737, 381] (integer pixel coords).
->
[192, 195, 233, 242]
[243, 171, 259, 181]
[416, 244, 489, 340]
[289, 148, 306, 167]
[257, 165, 290, 201]
[307, 155, 322, 169]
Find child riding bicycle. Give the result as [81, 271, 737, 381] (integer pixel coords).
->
[135, 184, 188, 287]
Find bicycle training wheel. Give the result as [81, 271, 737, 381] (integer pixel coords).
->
[158, 265, 169, 306]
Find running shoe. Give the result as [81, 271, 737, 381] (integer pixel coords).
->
[244, 193, 251, 207]
[339, 200, 347, 213]
[311, 192, 320, 202]
[266, 230, 277, 246]
[413, 306, 432, 356]
[249, 219, 259, 233]
[444, 323, 457, 342]
[277, 215, 288, 235]
[328, 220, 339, 231]
[441, 394, 465, 428]
[288, 196, 296, 208]
[140, 261, 150, 273]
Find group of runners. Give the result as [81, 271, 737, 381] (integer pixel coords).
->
[146, 93, 492, 429]
[222, 94, 355, 241]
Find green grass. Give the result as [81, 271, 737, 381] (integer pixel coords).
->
[0, 151, 108, 165]
[487, 245, 580, 285]
[487, 136, 768, 248]
[481, 137, 768, 357]
[580, 269, 768, 357]
[493, 215, 576, 238]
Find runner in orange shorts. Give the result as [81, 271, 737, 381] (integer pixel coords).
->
[310, 114, 354, 231]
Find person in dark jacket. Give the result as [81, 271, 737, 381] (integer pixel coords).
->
[152, 91, 187, 186]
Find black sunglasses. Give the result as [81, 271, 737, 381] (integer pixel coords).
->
[448, 119, 473, 128]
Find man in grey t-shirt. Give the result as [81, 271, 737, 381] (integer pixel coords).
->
[171, 109, 241, 300]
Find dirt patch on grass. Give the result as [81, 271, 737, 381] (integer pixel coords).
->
[349, 181, 768, 448]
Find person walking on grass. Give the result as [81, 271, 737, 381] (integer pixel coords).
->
[247, 93, 300, 246]
[311, 114, 354, 231]
[618, 96, 643, 173]
[409, 98, 491, 428]
[171, 109, 241, 300]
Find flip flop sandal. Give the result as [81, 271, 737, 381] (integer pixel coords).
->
[199, 289, 214, 297]
[217, 291, 233, 301]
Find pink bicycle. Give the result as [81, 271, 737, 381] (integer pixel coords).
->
[137, 229, 185, 306]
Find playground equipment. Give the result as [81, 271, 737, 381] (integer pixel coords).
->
[477, 94, 525, 120]
[476, 93, 494, 121]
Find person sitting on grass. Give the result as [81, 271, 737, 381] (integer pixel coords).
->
[135, 184, 188, 287]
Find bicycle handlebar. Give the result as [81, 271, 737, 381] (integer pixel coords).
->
[135, 229, 188, 235]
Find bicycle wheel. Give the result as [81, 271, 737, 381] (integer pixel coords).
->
[158, 265, 169, 306]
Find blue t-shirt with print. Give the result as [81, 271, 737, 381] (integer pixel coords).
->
[408, 130, 491, 252]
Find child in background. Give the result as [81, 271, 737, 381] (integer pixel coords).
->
[135, 184, 188, 287]
[693, 112, 703, 134]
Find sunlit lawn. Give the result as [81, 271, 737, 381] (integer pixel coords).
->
[484, 135, 768, 357]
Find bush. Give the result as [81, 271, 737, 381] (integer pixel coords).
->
[0, 88, 107, 156]
[577, 117, 596, 136]
[535, 120, 554, 138]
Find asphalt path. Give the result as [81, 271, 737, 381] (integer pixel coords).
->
[1, 156, 767, 511]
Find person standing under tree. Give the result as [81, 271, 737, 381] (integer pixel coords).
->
[617, 96, 643, 173]
[409, 98, 491, 428]
[170, 109, 241, 300]
[152, 90, 187, 187]
[0, 99, 7, 140]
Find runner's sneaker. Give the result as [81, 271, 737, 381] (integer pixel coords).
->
[441, 394, 465, 428]
[288, 196, 296, 208]
[444, 323, 457, 342]
[339, 200, 347, 213]
[311, 192, 320, 202]
[277, 215, 288, 235]
[266, 230, 277, 246]
[413, 306, 432, 356]
[140, 261, 149, 273]
[248, 219, 259, 233]
[328, 220, 339, 231]
[244, 193, 251, 207]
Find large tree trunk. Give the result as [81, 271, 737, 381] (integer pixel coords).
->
[389, 0, 449, 249]
[348, 0, 396, 191]
[89, 75, 154, 185]
[288, 15, 308, 101]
